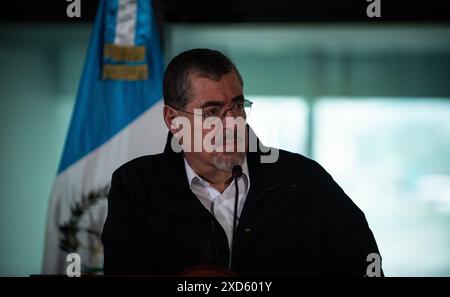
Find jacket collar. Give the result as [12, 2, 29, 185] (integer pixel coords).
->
[152, 127, 286, 220]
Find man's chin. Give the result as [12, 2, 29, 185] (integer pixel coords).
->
[212, 152, 245, 172]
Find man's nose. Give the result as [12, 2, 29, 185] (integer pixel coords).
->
[222, 112, 241, 134]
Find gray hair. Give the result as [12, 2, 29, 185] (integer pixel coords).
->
[163, 48, 243, 108]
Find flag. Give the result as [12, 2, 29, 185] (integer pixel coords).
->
[42, 0, 167, 274]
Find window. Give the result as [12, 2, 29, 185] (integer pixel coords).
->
[246, 96, 308, 155]
[314, 98, 450, 276]
[248, 96, 450, 275]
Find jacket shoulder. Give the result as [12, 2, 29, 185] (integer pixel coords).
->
[107, 153, 167, 209]
[276, 149, 327, 178]
[275, 149, 354, 205]
[112, 153, 165, 179]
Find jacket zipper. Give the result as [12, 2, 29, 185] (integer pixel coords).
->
[230, 178, 287, 270]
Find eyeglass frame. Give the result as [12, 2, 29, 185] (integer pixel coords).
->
[166, 98, 253, 120]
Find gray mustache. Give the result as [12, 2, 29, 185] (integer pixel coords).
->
[213, 130, 244, 145]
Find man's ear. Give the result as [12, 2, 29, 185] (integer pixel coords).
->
[163, 105, 175, 132]
[163, 105, 179, 134]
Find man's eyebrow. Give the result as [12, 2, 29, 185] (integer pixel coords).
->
[199, 95, 245, 109]
[232, 95, 245, 103]
[199, 100, 224, 109]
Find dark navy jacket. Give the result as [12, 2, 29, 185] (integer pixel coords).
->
[102, 132, 382, 276]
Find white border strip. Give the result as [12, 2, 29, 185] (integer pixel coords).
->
[114, 0, 138, 46]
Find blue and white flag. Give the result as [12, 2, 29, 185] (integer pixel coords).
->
[43, 0, 167, 274]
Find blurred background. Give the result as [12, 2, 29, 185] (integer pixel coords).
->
[0, 0, 449, 276]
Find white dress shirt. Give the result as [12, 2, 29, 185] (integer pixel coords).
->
[184, 158, 250, 250]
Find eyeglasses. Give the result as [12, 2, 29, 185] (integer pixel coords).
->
[168, 99, 253, 120]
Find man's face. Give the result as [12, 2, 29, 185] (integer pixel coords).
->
[178, 71, 247, 172]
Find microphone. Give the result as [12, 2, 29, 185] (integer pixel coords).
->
[232, 165, 243, 179]
[229, 165, 242, 270]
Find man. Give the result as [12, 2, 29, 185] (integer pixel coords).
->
[101, 48, 382, 276]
